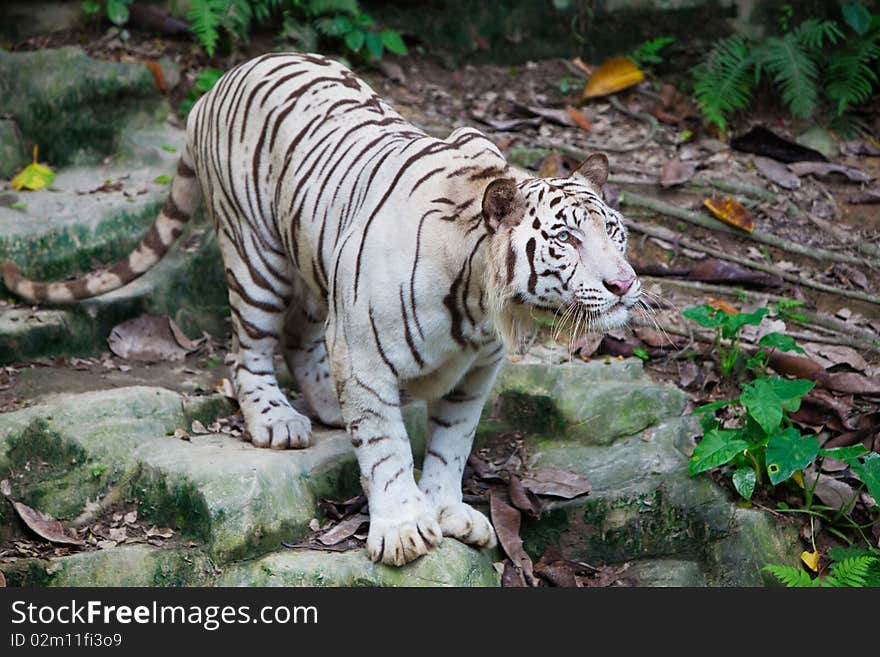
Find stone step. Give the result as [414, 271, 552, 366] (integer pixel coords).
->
[0, 359, 800, 586]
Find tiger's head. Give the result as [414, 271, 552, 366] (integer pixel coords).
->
[484, 153, 641, 347]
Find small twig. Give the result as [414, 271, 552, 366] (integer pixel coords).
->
[620, 190, 879, 268]
[686, 178, 780, 203]
[628, 219, 880, 306]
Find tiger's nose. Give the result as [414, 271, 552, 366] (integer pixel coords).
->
[603, 276, 635, 296]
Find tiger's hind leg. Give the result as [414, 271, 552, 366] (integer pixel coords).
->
[281, 289, 344, 428]
[219, 232, 312, 450]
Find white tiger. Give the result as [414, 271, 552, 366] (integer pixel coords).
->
[3, 52, 641, 566]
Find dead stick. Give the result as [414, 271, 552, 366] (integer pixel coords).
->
[620, 190, 878, 267]
[628, 220, 880, 306]
[641, 276, 880, 350]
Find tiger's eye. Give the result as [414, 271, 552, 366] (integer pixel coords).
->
[557, 231, 570, 242]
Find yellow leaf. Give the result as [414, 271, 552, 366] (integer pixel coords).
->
[10, 146, 54, 191]
[801, 550, 820, 572]
[703, 196, 755, 233]
[791, 470, 804, 488]
[581, 57, 644, 101]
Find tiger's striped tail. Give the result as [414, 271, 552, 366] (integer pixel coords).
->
[2, 155, 201, 304]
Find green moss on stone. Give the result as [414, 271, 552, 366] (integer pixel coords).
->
[129, 467, 212, 542]
[499, 390, 568, 435]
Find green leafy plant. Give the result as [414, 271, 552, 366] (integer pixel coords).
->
[629, 36, 675, 68]
[186, 0, 405, 60]
[82, 0, 134, 27]
[682, 305, 777, 376]
[765, 547, 880, 587]
[180, 67, 224, 118]
[693, 2, 880, 130]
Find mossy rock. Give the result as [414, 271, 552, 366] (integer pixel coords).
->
[0, 47, 179, 166]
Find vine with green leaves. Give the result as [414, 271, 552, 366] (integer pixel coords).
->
[692, 1, 880, 131]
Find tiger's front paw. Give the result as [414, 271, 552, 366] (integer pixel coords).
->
[246, 406, 312, 449]
[438, 503, 497, 549]
[366, 504, 443, 566]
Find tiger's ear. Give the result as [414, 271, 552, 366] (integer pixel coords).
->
[482, 178, 525, 229]
[570, 152, 609, 189]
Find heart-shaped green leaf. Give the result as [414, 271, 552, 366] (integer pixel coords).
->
[852, 453, 880, 505]
[758, 332, 804, 354]
[765, 427, 819, 486]
[732, 467, 757, 500]
[689, 429, 749, 475]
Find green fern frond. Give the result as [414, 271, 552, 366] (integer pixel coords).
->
[827, 32, 880, 115]
[188, 0, 226, 56]
[693, 35, 755, 131]
[251, 0, 284, 23]
[763, 564, 818, 587]
[753, 33, 819, 118]
[825, 556, 877, 587]
[793, 18, 843, 49]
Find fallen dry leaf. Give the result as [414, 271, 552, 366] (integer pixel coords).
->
[689, 258, 782, 288]
[538, 151, 564, 178]
[534, 546, 578, 587]
[508, 474, 542, 518]
[501, 559, 528, 587]
[146, 526, 174, 539]
[108, 315, 201, 362]
[801, 550, 820, 572]
[753, 156, 801, 190]
[0, 570, 5, 587]
[123, 510, 138, 525]
[145, 60, 167, 94]
[490, 490, 535, 585]
[520, 468, 592, 499]
[848, 186, 880, 204]
[660, 158, 696, 188]
[788, 161, 872, 183]
[703, 196, 755, 232]
[804, 470, 857, 511]
[317, 513, 369, 546]
[565, 106, 592, 132]
[581, 57, 644, 101]
[13, 501, 84, 546]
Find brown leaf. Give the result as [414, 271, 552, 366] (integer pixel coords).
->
[319, 495, 367, 521]
[768, 352, 880, 395]
[520, 467, 592, 499]
[689, 258, 783, 288]
[123, 510, 138, 525]
[788, 161, 872, 183]
[649, 84, 700, 126]
[660, 159, 696, 188]
[703, 196, 755, 233]
[534, 547, 578, 587]
[108, 315, 200, 362]
[633, 327, 683, 349]
[828, 264, 869, 291]
[805, 470, 857, 511]
[538, 151, 564, 178]
[145, 60, 166, 94]
[805, 344, 867, 372]
[508, 474, 542, 518]
[467, 454, 505, 482]
[13, 502, 84, 546]
[518, 104, 578, 128]
[0, 570, 5, 587]
[501, 559, 528, 587]
[753, 156, 800, 190]
[146, 526, 174, 539]
[581, 57, 644, 100]
[848, 186, 880, 204]
[317, 513, 369, 546]
[569, 332, 603, 358]
[565, 106, 592, 132]
[489, 490, 535, 585]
